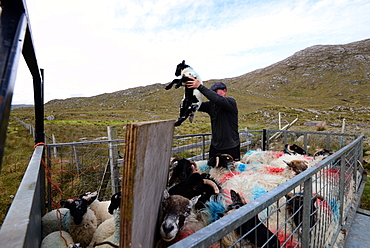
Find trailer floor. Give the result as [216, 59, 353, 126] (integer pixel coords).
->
[344, 208, 370, 247]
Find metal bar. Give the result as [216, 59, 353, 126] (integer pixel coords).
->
[301, 178, 313, 248]
[339, 155, 346, 226]
[0, 145, 45, 248]
[0, 7, 27, 170]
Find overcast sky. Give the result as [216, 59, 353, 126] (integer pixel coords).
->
[12, 0, 370, 104]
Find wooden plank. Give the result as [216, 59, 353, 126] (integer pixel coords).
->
[120, 120, 175, 247]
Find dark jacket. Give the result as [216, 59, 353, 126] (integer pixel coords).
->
[197, 85, 239, 150]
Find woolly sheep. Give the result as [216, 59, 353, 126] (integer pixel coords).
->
[80, 191, 112, 226]
[92, 192, 121, 248]
[42, 208, 69, 238]
[158, 191, 203, 245]
[168, 158, 198, 187]
[41, 231, 80, 248]
[165, 60, 203, 126]
[42, 196, 98, 248]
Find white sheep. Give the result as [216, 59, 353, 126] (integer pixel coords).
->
[42, 208, 69, 238]
[88, 192, 121, 248]
[41, 231, 80, 248]
[80, 191, 112, 226]
[42, 196, 98, 248]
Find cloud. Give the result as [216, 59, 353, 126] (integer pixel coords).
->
[12, 0, 370, 104]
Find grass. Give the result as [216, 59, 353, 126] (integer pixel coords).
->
[0, 119, 34, 225]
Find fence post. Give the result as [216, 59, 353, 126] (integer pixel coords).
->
[108, 126, 120, 194]
[202, 135, 206, 160]
[72, 144, 81, 174]
[262, 129, 267, 151]
[52, 134, 57, 157]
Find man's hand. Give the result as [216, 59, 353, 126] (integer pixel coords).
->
[185, 77, 201, 89]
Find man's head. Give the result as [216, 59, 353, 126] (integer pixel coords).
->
[210, 82, 227, 96]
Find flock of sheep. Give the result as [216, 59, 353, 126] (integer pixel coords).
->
[40, 144, 339, 248]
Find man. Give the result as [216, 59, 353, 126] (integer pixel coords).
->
[186, 78, 240, 160]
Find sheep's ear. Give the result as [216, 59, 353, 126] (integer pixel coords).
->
[60, 198, 74, 208]
[189, 195, 201, 209]
[82, 193, 97, 205]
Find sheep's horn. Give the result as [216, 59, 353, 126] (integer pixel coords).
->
[190, 160, 199, 172]
[215, 156, 219, 167]
[203, 179, 220, 194]
[287, 145, 294, 153]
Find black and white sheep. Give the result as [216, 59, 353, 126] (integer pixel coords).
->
[79, 191, 112, 226]
[42, 195, 98, 247]
[168, 172, 221, 210]
[165, 60, 203, 126]
[89, 192, 121, 248]
[168, 158, 198, 187]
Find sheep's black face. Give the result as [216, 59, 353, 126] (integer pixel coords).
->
[208, 154, 234, 168]
[168, 159, 196, 186]
[61, 198, 89, 225]
[108, 192, 121, 214]
[175, 60, 189, 76]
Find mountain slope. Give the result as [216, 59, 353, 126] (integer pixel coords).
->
[18, 38, 368, 137]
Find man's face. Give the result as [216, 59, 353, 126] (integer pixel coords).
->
[215, 89, 227, 97]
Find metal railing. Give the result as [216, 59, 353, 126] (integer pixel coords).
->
[0, 129, 363, 247]
[169, 135, 365, 248]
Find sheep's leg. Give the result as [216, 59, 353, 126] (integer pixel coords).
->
[166, 79, 180, 90]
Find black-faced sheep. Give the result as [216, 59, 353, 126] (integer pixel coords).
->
[168, 158, 198, 187]
[168, 172, 221, 210]
[284, 144, 310, 156]
[79, 191, 112, 226]
[165, 60, 203, 126]
[42, 196, 98, 248]
[207, 153, 234, 168]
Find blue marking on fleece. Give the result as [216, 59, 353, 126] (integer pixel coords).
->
[236, 162, 248, 172]
[197, 162, 212, 173]
[62, 210, 70, 231]
[244, 150, 256, 156]
[329, 199, 339, 222]
[202, 195, 226, 223]
[252, 187, 267, 200]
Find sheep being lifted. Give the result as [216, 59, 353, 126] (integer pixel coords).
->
[166, 60, 203, 126]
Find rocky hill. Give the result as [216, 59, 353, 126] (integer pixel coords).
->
[41, 39, 370, 130]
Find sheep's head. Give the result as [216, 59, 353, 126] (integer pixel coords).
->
[168, 173, 220, 209]
[284, 160, 309, 175]
[284, 144, 308, 156]
[208, 154, 234, 168]
[108, 191, 121, 215]
[61, 198, 89, 225]
[313, 149, 333, 159]
[168, 158, 198, 186]
[175, 60, 189, 76]
[79, 191, 98, 203]
[160, 191, 200, 242]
